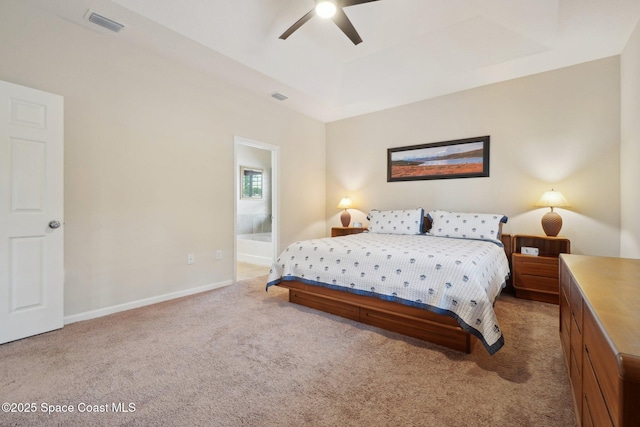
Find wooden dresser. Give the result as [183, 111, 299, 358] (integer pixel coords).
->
[559, 254, 640, 427]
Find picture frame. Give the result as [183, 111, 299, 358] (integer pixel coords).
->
[387, 136, 490, 182]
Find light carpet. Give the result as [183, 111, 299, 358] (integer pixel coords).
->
[0, 277, 574, 426]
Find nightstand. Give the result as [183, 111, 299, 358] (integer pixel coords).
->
[331, 227, 367, 237]
[512, 235, 570, 304]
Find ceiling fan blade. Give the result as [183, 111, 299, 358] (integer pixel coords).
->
[279, 9, 315, 40]
[332, 7, 363, 45]
[340, 0, 381, 7]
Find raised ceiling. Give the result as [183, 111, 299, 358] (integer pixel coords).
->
[25, 0, 640, 122]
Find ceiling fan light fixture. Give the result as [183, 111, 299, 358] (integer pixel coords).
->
[315, 0, 337, 19]
[280, 0, 378, 44]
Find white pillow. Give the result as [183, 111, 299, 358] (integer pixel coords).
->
[427, 210, 507, 244]
[368, 208, 424, 235]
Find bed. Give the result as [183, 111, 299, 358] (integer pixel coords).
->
[266, 209, 512, 355]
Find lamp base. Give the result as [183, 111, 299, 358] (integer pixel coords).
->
[340, 210, 351, 227]
[541, 211, 563, 237]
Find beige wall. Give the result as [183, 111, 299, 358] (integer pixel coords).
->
[326, 57, 621, 257]
[0, 1, 326, 318]
[620, 19, 640, 259]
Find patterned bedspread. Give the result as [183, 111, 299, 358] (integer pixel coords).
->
[266, 233, 510, 354]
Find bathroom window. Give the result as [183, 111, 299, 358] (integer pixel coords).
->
[241, 167, 263, 200]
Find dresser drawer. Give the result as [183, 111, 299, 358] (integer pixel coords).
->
[569, 288, 583, 419]
[582, 397, 595, 427]
[584, 350, 615, 427]
[560, 261, 571, 310]
[569, 348, 582, 417]
[560, 288, 571, 369]
[513, 255, 559, 278]
[570, 276, 583, 332]
[560, 287, 571, 334]
[570, 315, 582, 375]
[515, 274, 558, 294]
[561, 325, 570, 370]
[584, 309, 620, 425]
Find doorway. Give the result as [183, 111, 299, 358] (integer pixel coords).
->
[234, 136, 278, 281]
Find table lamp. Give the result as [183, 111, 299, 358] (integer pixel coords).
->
[337, 196, 352, 227]
[535, 189, 570, 237]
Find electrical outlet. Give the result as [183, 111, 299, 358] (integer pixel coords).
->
[187, 253, 195, 264]
[216, 250, 223, 260]
[521, 246, 539, 256]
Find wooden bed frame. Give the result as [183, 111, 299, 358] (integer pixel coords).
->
[277, 232, 512, 354]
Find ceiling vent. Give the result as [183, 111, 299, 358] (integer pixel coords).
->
[86, 10, 125, 33]
[271, 92, 288, 101]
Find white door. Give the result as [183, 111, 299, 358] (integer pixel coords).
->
[0, 80, 64, 344]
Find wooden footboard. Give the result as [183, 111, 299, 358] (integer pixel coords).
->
[277, 280, 474, 353]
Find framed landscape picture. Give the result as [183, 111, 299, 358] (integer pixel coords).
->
[387, 136, 490, 182]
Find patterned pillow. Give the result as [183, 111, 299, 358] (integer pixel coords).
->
[368, 208, 424, 235]
[427, 210, 507, 244]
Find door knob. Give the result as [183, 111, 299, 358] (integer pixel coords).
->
[48, 220, 61, 229]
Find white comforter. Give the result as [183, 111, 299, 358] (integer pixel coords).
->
[267, 233, 510, 354]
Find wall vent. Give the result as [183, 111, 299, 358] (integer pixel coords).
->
[270, 92, 288, 101]
[86, 11, 125, 33]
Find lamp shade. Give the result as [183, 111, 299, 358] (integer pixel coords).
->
[337, 197, 352, 210]
[337, 196, 352, 227]
[535, 189, 570, 209]
[535, 189, 570, 237]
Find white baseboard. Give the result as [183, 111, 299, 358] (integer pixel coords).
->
[63, 280, 234, 325]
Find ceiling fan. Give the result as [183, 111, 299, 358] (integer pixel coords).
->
[279, 0, 381, 45]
